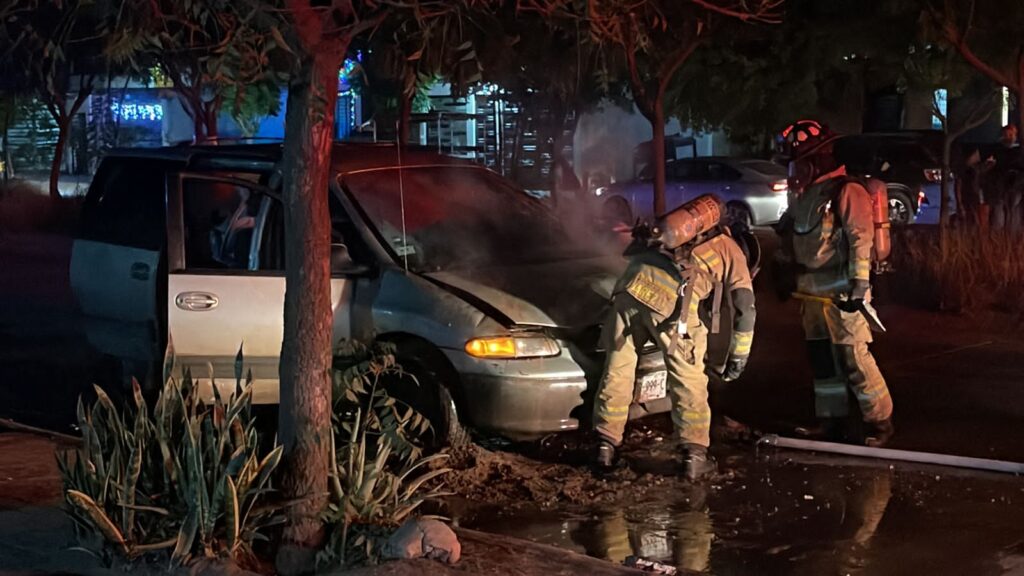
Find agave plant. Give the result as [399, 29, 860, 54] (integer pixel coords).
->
[58, 348, 282, 565]
[321, 341, 452, 566]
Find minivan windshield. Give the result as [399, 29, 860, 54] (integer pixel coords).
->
[342, 165, 601, 273]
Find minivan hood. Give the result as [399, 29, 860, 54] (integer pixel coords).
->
[424, 257, 625, 328]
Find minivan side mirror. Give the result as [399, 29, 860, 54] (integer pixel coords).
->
[331, 243, 371, 276]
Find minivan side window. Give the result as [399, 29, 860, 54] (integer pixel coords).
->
[256, 189, 374, 273]
[181, 177, 264, 271]
[81, 159, 171, 251]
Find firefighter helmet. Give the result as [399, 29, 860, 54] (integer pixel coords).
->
[776, 120, 840, 161]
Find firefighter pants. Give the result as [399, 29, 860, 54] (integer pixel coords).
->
[801, 300, 893, 423]
[593, 294, 710, 447]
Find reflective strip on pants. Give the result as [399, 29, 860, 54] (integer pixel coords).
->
[593, 296, 643, 446]
[593, 294, 713, 447]
[662, 321, 711, 448]
[814, 377, 850, 418]
[803, 301, 893, 422]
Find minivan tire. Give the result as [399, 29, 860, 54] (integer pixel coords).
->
[383, 338, 471, 449]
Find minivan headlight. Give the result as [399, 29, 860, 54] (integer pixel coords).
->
[464, 336, 561, 359]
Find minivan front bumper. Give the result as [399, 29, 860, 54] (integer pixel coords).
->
[447, 343, 669, 440]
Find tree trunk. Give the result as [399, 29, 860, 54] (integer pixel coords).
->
[277, 45, 344, 562]
[1018, 82, 1024, 145]
[940, 134, 953, 252]
[49, 116, 70, 199]
[205, 102, 219, 141]
[651, 96, 667, 217]
[398, 90, 412, 146]
[191, 109, 206, 143]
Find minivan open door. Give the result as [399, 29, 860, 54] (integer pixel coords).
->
[70, 159, 171, 385]
[165, 172, 357, 404]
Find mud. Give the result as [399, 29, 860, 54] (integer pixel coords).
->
[447, 439, 1024, 575]
[441, 426, 697, 509]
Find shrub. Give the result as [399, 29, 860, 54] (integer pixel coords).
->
[889, 226, 1024, 313]
[319, 341, 451, 567]
[58, 358, 282, 567]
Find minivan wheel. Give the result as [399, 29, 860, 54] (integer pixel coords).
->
[382, 340, 471, 450]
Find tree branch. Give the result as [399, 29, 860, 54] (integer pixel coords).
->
[935, 0, 1014, 88]
[656, 19, 703, 96]
[622, 18, 651, 117]
[689, 0, 784, 24]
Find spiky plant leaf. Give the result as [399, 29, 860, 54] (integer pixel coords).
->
[67, 490, 129, 556]
[225, 475, 239, 554]
[171, 509, 198, 565]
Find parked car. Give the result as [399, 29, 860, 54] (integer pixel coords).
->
[832, 131, 956, 225]
[68, 144, 672, 444]
[596, 157, 790, 227]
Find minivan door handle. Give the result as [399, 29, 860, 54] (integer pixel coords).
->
[175, 292, 219, 311]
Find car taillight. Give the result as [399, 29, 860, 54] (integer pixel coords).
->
[923, 168, 942, 183]
[918, 190, 928, 205]
[771, 180, 788, 194]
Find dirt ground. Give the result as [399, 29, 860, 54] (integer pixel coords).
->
[0, 432, 660, 575]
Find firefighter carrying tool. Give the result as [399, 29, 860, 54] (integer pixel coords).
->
[592, 195, 757, 480]
[774, 120, 895, 447]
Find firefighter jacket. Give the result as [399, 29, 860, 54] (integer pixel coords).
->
[613, 233, 756, 360]
[788, 169, 874, 296]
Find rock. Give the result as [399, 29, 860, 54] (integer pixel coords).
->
[383, 518, 461, 564]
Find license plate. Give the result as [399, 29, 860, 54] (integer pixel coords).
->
[638, 370, 668, 403]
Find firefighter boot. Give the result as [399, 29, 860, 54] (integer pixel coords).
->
[795, 417, 845, 442]
[681, 444, 717, 481]
[864, 418, 895, 448]
[594, 441, 617, 471]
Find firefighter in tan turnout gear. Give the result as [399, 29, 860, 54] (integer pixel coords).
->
[592, 195, 757, 480]
[775, 120, 894, 446]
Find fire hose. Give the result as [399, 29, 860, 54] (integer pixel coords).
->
[758, 434, 1024, 475]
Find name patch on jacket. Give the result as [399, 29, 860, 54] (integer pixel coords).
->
[626, 267, 679, 317]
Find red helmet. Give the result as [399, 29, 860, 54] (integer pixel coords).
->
[776, 120, 839, 160]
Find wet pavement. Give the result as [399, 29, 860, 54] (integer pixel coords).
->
[450, 447, 1024, 575]
[3, 230, 1024, 574]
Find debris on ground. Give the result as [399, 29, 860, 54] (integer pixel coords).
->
[624, 555, 678, 574]
[439, 418, 745, 509]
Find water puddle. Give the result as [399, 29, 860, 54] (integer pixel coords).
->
[449, 450, 1024, 575]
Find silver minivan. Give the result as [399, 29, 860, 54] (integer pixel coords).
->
[70, 143, 670, 443]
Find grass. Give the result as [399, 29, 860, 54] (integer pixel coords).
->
[889, 226, 1024, 315]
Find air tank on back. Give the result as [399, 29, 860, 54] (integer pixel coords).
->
[655, 194, 723, 250]
[865, 178, 891, 263]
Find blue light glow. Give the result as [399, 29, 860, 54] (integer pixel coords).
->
[338, 58, 359, 94]
[111, 101, 164, 122]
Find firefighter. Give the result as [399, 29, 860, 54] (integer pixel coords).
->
[592, 195, 757, 480]
[775, 120, 894, 446]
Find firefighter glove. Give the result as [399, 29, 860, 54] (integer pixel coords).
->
[720, 356, 748, 382]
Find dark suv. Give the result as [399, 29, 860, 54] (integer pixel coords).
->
[833, 131, 949, 225]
